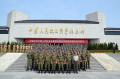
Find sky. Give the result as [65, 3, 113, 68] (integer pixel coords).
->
[0, 0, 120, 27]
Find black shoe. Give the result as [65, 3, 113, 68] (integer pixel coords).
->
[38, 71, 40, 73]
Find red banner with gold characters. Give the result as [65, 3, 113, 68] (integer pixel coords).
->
[24, 38, 88, 44]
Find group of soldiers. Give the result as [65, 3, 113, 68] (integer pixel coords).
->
[0, 43, 32, 53]
[27, 44, 90, 73]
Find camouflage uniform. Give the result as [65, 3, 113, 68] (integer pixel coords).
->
[13, 45, 16, 52]
[27, 53, 33, 70]
[19, 45, 22, 53]
[51, 53, 57, 72]
[8, 44, 11, 52]
[0, 44, 2, 53]
[33, 53, 37, 70]
[38, 53, 44, 73]
[16, 45, 19, 53]
[66, 53, 72, 72]
[78, 53, 82, 71]
[81, 53, 86, 71]
[86, 51, 90, 69]
[58, 53, 64, 72]
[44, 53, 51, 71]
[3, 44, 7, 53]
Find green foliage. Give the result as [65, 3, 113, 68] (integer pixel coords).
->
[0, 41, 24, 45]
[87, 42, 118, 50]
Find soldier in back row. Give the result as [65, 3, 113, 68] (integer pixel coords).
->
[26, 44, 90, 73]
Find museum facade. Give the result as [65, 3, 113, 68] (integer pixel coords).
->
[0, 11, 120, 49]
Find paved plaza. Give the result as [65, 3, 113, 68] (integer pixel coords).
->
[0, 53, 120, 79]
[0, 71, 120, 79]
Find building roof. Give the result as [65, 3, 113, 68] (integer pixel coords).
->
[0, 26, 9, 34]
[104, 28, 120, 35]
[104, 28, 120, 31]
[0, 26, 9, 29]
[15, 20, 99, 24]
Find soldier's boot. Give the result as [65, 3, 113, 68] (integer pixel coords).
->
[26, 66, 29, 71]
[66, 64, 69, 73]
[85, 61, 87, 69]
[41, 64, 44, 73]
[38, 64, 41, 73]
[88, 61, 90, 69]
[53, 64, 56, 73]
[69, 64, 71, 73]
[51, 64, 54, 73]
[61, 64, 64, 73]
[58, 64, 61, 73]
[44, 63, 48, 73]
[76, 63, 78, 73]
[48, 64, 51, 73]
[83, 61, 86, 71]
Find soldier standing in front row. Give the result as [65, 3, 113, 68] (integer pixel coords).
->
[51, 52, 57, 73]
[81, 53, 86, 71]
[66, 52, 72, 72]
[0, 44, 2, 53]
[78, 52, 82, 71]
[86, 50, 90, 69]
[38, 53, 44, 73]
[26, 52, 33, 71]
[58, 52, 64, 72]
[44, 52, 51, 72]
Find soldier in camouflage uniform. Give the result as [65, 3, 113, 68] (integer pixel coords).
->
[78, 52, 82, 71]
[51, 52, 57, 73]
[44, 52, 51, 72]
[32, 52, 37, 70]
[58, 52, 64, 72]
[8, 44, 11, 52]
[26, 52, 33, 71]
[3, 44, 7, 53]
[12, 44, 16, 52]
[38, 53, 44, 73]
[0, 44, 2, 53]
[86, 50, 90, 69]
[19, 45, 22, 53]
[81, 53, 86, 71]
[66, 52, 72, 72]
[16, 45, 19, 53]
[22, 44, 25, 53]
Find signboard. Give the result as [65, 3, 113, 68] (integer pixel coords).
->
[25, 38, 88, 44]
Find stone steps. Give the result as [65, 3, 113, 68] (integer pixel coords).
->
[0, 53, 4, 57]
[6, 54, 27, 72]
[88, 56, 105, 71]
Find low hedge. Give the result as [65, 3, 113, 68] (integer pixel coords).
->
[89, 50, 120, 53]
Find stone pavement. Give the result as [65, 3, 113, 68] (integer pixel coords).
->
[1, 53, 120, 72]
[0, 71, 120, 79]
[0, 53, 120, 79]
[0, 53, 23, 72]
[91, 53, 120, 70]
[108, 54, 120, 63]
[0, 53, 4, 57]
